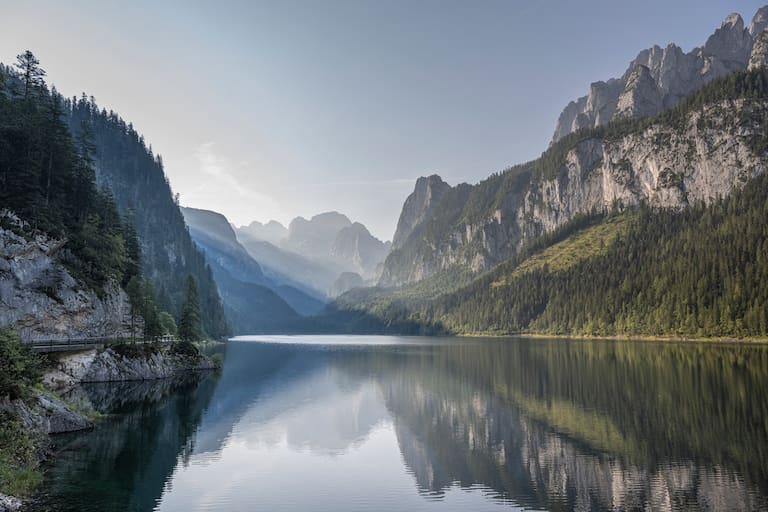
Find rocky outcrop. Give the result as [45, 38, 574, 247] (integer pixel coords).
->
[0, 212, 134, 341]
[391, 174, 451, 249]
[1, 392, 92, 435]
[0, 494, 21, 512]
[551, 7, 767, 143]
[47, 346, 214, 385]
[614, 65, 662, 120]
[382, 97, 768, 286]
[749, 29, 768, 69]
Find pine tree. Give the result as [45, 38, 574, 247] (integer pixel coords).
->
[178, 274, 203, 342]
[14, 50, 46, 99]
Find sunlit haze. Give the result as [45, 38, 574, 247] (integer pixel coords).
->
[2, 0, 765, 239]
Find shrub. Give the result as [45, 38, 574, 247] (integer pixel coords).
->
[0, 327, 41, 400]
[171, 340, 200, 358]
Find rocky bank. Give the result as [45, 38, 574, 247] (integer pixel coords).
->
[45, 346, 216, 388]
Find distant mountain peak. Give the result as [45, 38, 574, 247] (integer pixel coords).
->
[749, 6, 768, 36]
[391, 174, 451, 250]
[551, 4, 765, 144]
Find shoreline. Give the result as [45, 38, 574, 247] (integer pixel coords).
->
[0, 344, 218, 511]
[459, 331, 768, 344]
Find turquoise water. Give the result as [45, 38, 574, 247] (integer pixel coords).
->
[33, 336, 768, 511]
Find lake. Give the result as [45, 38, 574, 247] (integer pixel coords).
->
[32, 336, 768, 511]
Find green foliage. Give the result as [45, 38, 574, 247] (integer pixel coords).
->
[0, 411, 42, 497]
[178, 275, 203, 342]
[65, 94, 229, 338]
[171, 340, 200, 358]
[390, 169, 768, 337]
[158, 311, 178, 336]
[0, 327, 41, 400]
[0, 58, 140, 293]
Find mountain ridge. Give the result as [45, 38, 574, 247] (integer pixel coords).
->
[551, 6, 768, 144]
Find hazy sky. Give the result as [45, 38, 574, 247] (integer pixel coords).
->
[2, 1, 766, 239]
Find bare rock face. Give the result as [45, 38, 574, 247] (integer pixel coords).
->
[749, 29, 768, 69]
[48, 346, 215, 383]
[551, 7, 766, 144]
[330, 223, 390, 279]
[392, 175, 451, 249]
[0, 493, 22, 512]
[749, 6, 768, 36]
[0, 212, 135, 342]
[614, 65, 663, 120]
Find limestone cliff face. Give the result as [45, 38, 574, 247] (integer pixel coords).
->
[0, 212, 134, 341]
[749, 29, 768, 70]
[551, 7, 768, 143]
[391, 175, 451, 250]
[380, 98, 768, 286]
[46, 347, 214, 384]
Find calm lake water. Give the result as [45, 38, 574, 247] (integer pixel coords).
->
[32, 336, 768, 511]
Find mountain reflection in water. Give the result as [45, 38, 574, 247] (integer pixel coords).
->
[34, 337, 768, 512]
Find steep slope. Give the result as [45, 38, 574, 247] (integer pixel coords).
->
[338, 166, 768, 338]
[391, 174, 451, 250]
[234, 232, 339, 299]
[380, 69, 768, 287]
[181, 208, 324, 320]
[551, 6, 768, 143]
[330, 223, 391, 278]
[66, 97, 229, 338]
[0, 64, 140, 340]
[0, 213, 134, 341]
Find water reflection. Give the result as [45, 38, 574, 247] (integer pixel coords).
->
[35, 337, 768, 511]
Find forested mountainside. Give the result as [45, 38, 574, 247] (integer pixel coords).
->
[66, 94, 229, 338]
[380, 68, 768, 287]
[181, 207, 324, 332]
[551, 6, 768, 143]
[333, 167, 768, 337]
[0, 58, 141, 339]
[334, 67, 768, 337]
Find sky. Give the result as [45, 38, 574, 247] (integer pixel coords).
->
[2, 0, 767, 240]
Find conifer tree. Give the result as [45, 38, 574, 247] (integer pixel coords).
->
[178, 274, 203, 342]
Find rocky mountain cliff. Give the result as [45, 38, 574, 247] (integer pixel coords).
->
[391, 175, 451, 250]
[330, 223, 391, 278]
[380, 69, 768, 287]
[551, 6, 768, 144]
[0, 212, 133, 341]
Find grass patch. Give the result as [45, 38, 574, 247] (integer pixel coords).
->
[493, 214, 630, 286]
[0, 411, 43, 497]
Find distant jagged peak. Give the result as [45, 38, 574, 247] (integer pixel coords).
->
[238, 218, 288, 245]
[721, 12, 745, 31]
[614, 64, 663, 121]
[550, 5, 767, 144]
[749, 6, 768, 36]
[391, 174, 451, 250]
